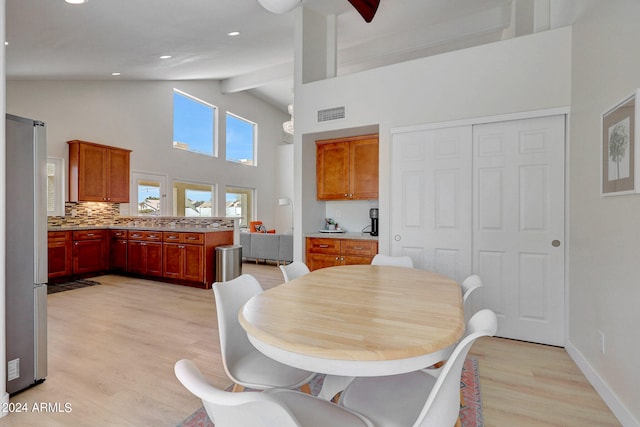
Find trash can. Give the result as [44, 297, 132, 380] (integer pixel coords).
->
[215, 245, 242, 282]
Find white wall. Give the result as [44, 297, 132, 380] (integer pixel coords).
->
[294, 26, 572, 259]
[1, 0, 9, 415]
[6, 80, 288, 227]
[568, 1, 640, 424]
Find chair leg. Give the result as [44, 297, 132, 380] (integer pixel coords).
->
[299, 383, 312, 394]
[232, 383, 245, 392]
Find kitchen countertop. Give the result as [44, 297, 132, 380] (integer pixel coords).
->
[306, 231, 378, 240]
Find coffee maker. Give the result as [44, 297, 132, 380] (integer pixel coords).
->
[369, 208, 379, 236]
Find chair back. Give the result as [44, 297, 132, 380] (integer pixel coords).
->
[416, 309, 497, 427]
[279, 261, 311, 282]
[212, 274, 263, 381]
[174, 359, 301, 427]
[371, 254, 414, 268]
[461, 274, 483, 321]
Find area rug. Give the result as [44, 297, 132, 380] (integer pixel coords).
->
[47, 279, 101, 294]
[177, 357, 483, 427]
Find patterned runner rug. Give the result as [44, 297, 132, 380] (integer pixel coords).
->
[47, 279, 101, 294]
[177, 357, 483, 427]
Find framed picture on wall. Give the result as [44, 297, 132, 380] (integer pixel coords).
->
[602, 90, 640, 195]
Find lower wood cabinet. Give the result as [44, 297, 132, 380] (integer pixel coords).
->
[110, 230, 128, 272]
[48, 231, 72, 279]
[50, 227, 233, 288]
[127, 231, 163, 277]
[72, 230, 108, 275]
[306, 237, 378, 271]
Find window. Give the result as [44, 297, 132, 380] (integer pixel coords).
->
[226, 112, 256, 165]
[173, 89, 216, 156]
[173, 181, 215, 217]
[226, 187, 254, 228]
[132, 172, 167, 216]
[47, 157, 65, 216]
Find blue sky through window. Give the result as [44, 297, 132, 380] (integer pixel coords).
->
[226, 113, 255, 164]
[173, 90, 215, 156]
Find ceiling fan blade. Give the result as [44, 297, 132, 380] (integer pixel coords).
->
[347, 0, 380, 23]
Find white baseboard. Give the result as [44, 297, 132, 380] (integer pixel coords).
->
[566, 340, 639, 427]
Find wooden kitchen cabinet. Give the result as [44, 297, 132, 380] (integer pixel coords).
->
[109, 229, 128, 272]
[127, 230, 163, 277]
[305, 237, 378, 271]
[68, 140, 132, 203]
[48, 231, 72, 279]
[316, 134, 379, 200]
[72, 229, 108, 275]
[163, 232, 205, 283]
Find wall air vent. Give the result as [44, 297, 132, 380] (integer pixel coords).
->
[317, 106, 345, 123]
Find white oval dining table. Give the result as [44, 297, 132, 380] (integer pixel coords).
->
[239, 264, 464, 393]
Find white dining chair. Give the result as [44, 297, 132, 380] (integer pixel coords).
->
[461, 274, 484, 322]
[175, 359, 374, 427]
[371, 254, 414, 268]
[339, 309, 497, 427]
[279, 261, 311, 282]
[212, 274, 316, 392]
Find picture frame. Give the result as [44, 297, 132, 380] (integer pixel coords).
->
[602, 89, 640, 196]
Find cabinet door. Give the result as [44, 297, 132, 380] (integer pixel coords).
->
[163, 243, 183, 279]
[342, 255, 374, 266]
[146, 242, 163, 277]
[73, 239, 107, 274]
[183, 244, 204, 283]
[110, 239, 128, 271]
[48, 239, 72, 279]
[127, 240, 146, 274]
[306, 253, 342, 271]
[350, 137, 379, 199]
[107, 148, 130, 202]
[316, 141, 350, 200]
[78, 143, 108, 201]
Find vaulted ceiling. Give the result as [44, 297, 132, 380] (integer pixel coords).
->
[6, 0, 591, 112]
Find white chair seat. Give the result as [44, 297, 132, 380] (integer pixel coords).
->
[266, 388, 373, 427]
[228, 348, 314, 390]
[339, 371, 436, 427]
[175, 359, 374, 427]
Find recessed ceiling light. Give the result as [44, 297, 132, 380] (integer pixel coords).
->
[227, 31, 240, 37]
[159, 55, 172, 59]
[111, 72, 121, 76]
[65, 0, 87, 4]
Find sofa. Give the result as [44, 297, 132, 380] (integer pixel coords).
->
[239, 232, 293, 265]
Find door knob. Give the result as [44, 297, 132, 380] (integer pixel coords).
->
[394, 235, 401, 242]
[552, 240, 561, 247]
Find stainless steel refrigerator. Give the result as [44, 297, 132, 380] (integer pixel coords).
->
[5, 113, 48, 394]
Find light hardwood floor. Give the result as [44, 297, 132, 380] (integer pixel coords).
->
[3, 262, 620, 426]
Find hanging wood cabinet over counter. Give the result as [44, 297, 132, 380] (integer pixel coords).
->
[67, 140, 132, 203]
[316, 134, 379, 200]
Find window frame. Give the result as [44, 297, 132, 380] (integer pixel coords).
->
[173, 88, 218, 157]
[131, 171, 168, 216]
[47, 157, 65, 217]
[172, 180, 217, 217]
[225, 186, 255, 229]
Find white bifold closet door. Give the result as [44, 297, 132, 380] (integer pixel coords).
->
[391, 115, 565, 346]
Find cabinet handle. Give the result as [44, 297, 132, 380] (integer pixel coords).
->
[86, 233, 94, 236]
[179, 245, 185, 249]
[335, 257, 340, 260]
[186, 237, 196, 240]
[168, 236, 178, 239]
[319, 244, 329, 248]
[353, 246, 363, 250]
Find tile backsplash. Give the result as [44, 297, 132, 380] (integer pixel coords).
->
[48, 202, 236, 229]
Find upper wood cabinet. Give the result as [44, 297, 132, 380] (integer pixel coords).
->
[68, 140, 132, 203]
[316, 134, 379, 200]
